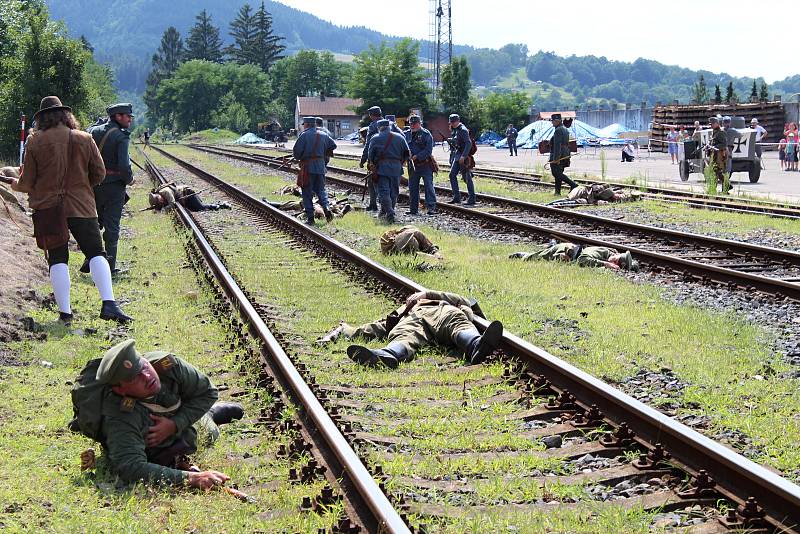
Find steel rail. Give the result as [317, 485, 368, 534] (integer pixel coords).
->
[155, 143, 800, 531]
[189, 144, 800, 301]
[142, 150, 410, 534]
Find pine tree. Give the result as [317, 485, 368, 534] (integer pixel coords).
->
[144, 27, 184, 123]
[750, 80, 758, 101]
[759, 81, 769, 101]
[185, 9, 223, 63]
[79, 35, 93, 53]
[713, 84, 722, 104]
[252, 2, 285, 71]
[692, 74, 707, 103]
[440, 56, 472, 120]
[725, 81, 736, 102]
[226, 4, 257, 65]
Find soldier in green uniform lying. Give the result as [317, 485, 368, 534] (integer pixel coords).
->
[318, 290, 503, 369]
[509, 242, 640, 271]
[69, 339, 243, 489]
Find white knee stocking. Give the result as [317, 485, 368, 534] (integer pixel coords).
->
[49, 263, 71, 314]
[89, 256, 115, 302]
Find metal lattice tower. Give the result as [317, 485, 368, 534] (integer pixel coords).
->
[428, 0, 452, 102]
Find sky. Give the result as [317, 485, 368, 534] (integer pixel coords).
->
[277, 0, 794, 82]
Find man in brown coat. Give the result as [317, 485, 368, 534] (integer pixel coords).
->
[3, 96, 131, 324]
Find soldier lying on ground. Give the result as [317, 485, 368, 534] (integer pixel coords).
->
[547, 183, 641, 207]
[69, 339, 244, 488]
[317, 290, 503, 369]
[267, 197, 352, 220]
[509, 241, 640, 271]
[380, 225, 439, 255]
[148, 182, 231, 212]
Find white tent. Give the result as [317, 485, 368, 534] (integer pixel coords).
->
[494, 119, 603, 150]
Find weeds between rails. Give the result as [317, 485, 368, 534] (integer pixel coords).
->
[147, 146, 800, 532]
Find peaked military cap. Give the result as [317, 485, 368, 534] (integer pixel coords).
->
[408, 115, 421, 125]
[448, 114, 460, 122]
[550, 113, 562, 121]
[315, 117, 324, 125]
[376, 119, 390, 129]
[619, 250, 639, 271]
[107, 103, 134, 117]
[96, 339, 143, 384]
[367, 106, 382, 116]
[302, 116, 316, 125]
[708, 115, 721, 124]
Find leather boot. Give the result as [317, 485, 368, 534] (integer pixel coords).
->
[100, 300, 133, 323]
[454, 320, 503, 364]
[58, 312, 74, 325]
[323, 208, 334, 222]
[347, 345, 399, 369]
[79, 259, 90, 274]
[208, 402, 244, 425]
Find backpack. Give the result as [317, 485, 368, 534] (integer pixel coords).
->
[68, 358, 107, 441]
[466, 133, 478, 169]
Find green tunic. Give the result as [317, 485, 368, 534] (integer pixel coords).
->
[342, 291, 476, 357]
[711, 129, 727, 150]
[576, 246, 617, 268]
[100, 354, 218, 485]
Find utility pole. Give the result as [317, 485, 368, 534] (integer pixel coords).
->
[428, 0, 452, 104]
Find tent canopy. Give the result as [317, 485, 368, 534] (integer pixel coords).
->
[494, 119, 603, 149]
[597, 123, 633, 138]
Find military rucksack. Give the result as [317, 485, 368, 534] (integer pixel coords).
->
[68, 358, 107, 441]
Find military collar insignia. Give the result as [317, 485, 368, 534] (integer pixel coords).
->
[154, 355, 175, 374]
[120, 396, 136, 412]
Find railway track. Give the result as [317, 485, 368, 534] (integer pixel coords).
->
[186, 144, 800, 302]
[145, 144, 800, 532]
[219, 143, 800, 219]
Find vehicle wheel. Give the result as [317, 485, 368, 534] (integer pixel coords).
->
[749, 159, 761, 183]
[679, 160, 690, 181]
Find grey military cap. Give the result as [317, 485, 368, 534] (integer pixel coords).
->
[367, 106, 382, 116]
[107, 103, 134, 117]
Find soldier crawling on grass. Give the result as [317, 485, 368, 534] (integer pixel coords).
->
[509, 241, 640, 271]
[70, 339, 244, 489]
[317, 290, 503, 369]
[380, 225, 439, 256]
[147, 182, 231, 212]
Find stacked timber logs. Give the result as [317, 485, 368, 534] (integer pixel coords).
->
[650, 101, 784, 151]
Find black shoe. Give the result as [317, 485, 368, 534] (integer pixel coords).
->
[347, 345, 399, 369]
[208, 402, 244, 425]
[447, 198, 461, 204]
[341, 204, 352, 216]
[471, 321, 503, 364]
[79, 259, 90, 274]
[406, 210, 418, 215]
[100, 300, 133, 323]
[366, 205, 378, 212]
[58, 312, 73, 325]
[323, 209, 334, 222]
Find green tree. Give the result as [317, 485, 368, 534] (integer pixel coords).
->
[440, 56, 471, 119]
[713, 84, 722, 104]
[153, 60, 270, 132]
[693, 74, 707, 103]
[725, 81, 736, 102]
[750, 79, 758, 101]
[271, 51, 352, 114]
[185, 9, 223, 63]
[759, 81, 769, 101]
[348, 39, 429, 118]
[143, 26, 184, 124]
[251, 1, 285, 71]
[226, 4, 256, 65]
[0, 1, 115, 157]
[480, 92, 530, 133]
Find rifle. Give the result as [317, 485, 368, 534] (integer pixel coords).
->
[130, 158, 145, 171]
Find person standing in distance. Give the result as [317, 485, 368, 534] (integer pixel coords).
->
[505, 123, 518, 156]
[447, 114, 475, 205]
[86, 103, 135, 275]
[404, 115, 437, 215]
[548, 114, 578, 195]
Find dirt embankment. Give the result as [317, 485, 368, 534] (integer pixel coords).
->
[0, 183, 48, 343]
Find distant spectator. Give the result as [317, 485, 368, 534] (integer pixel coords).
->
[779, 138, 787, 170]
[621, 141, 635, 162]
[750, 118, 766, 157]
[505, 123, 518, 156]
[678, 125, 689, 142]
[787, 133, 798, 172]
[666, 126, 679, 164]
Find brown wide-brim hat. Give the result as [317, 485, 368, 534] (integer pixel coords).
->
[33, 96, 71, 121]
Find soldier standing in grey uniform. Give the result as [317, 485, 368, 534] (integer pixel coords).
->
[505, 124, 518, 156]
[722, 116, 739, 175]
[368, 119, 410, 224]
[548, 113, 578, 195]
[404, 115, 437, 215]
[293, 116, 337, 224]
[86, 103, 135, 274]
[447, 114, 475, 205]
[360, 106, 404, 211]
[315, 117, 334, 139]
